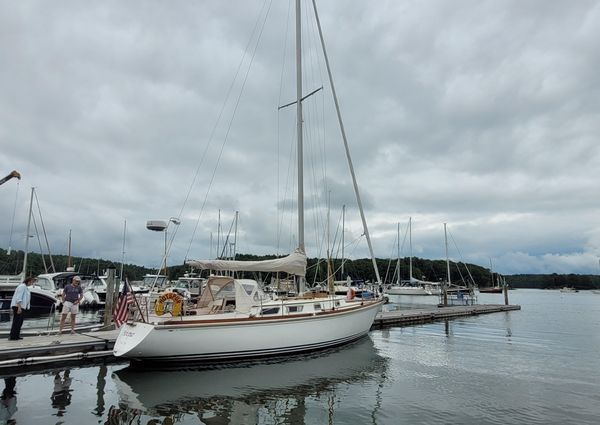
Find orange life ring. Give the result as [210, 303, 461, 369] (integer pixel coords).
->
[155, 292, 184, 316]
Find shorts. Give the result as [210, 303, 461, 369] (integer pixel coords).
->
[61, 301, 79, 315]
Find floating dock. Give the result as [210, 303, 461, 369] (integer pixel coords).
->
[0, 303, 520, 369]
[372, 303, 520, 328]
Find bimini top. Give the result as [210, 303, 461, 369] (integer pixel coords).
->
[186, 250, 307, 277]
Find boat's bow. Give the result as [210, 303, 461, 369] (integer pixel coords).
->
[113, 322, 155, 358]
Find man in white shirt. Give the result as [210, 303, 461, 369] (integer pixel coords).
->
[9, 276, 34, 340]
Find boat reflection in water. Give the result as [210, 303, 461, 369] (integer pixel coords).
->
[110, 336, 387, 424]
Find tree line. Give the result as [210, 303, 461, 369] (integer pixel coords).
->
[0, 248, 151, 281]
[2, 248, 599, 289]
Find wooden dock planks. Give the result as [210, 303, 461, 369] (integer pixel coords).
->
[0, 330, 119, 365]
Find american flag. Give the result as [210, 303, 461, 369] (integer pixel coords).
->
[113, 279, 134, 328]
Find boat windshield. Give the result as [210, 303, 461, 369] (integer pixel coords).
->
[214, 282, 235, 300]
[34, 277, 55, 291]
[142, 276, 167, 287]
[90, 278, 105, 290]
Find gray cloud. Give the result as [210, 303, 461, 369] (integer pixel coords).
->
[2, 0, 600, 276]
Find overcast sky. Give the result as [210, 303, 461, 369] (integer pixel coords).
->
[2, 0, 600, 277]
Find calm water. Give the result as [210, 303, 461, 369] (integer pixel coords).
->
[1, 289, 599, 424]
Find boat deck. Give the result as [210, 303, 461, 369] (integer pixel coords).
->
[0, 303, 520, 370]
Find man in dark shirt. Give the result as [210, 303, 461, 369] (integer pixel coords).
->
[59, 276, 83, 334]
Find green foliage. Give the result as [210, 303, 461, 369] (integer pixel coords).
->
[4, 247, 598, 289]
[506, 273, 600, 290]
[0, 248, 153, 280]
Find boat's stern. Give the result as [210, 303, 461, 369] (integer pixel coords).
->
[113, 322, 155, 358]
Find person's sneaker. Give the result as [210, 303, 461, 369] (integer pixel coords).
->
[71, 331, 76, 335]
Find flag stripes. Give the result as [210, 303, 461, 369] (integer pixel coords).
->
[113, 279, 134, 327]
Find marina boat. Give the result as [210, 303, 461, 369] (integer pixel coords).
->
[83, 274, 150, 307]
[0, 189, 108, 313]
[0, 273, 60, 314]
[113, 0, 383, 362]
[0, 188, 61, 313]
[112, 337, 385, 416]
[333, 277, 376, 300]
[162, 273, 205, 301]
[387, 218, 441, 296]
[114, 255, 382, 362]
[439, 224, 477, 306]
[559, 286, 578, 293]
[388, 283, 440, 296]
[478, 286, 503, 293]
[479, 260, 504, 293]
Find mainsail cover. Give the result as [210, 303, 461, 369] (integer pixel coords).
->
[186, 250, 307, 277]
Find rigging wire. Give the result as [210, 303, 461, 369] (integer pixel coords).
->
[448, 228, 476, 286]
[33, 189, 55, 273]
[181, 0, 274, 263]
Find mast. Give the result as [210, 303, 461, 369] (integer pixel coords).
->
[21, 187, 34, 278]
[311, 0, 381, 284]
[120, 219, 127, 282]
[341, 204, 345, 277]
[233, 211, 238, 261]
[409, 216, 413, 281]
[295, 0, 306, 294]
[444, 223, 451, 286]
[326, 191, 334, 294]
[67, 229, 72, 270]
[296, 0, 304, 254]
[396, 222, 400, 285]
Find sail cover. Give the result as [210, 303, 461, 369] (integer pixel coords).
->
[186, 250, 307, 277]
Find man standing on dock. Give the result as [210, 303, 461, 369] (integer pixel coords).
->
[9, 276, 34, 340]
[59, 276, 83, 335]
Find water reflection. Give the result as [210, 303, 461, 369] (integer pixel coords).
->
[109, 337, 387, 424]
[51, 370, 73, 417]
[0, 376, 17, 425]
[94, 365, 107, 417]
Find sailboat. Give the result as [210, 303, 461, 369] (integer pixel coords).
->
[0, 187, 59, 313]
[439, 223, 476, 305]
[112, 338, 384, 417]
[387, 218, 441, 296]
[113, 0, 383, 362]
[479, 259, 503, 293]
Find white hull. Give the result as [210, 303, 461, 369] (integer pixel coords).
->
[387, 286, 437, 296]
[114, 300, 382, 362]
[112, 336, 381, 414]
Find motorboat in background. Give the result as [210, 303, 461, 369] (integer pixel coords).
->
[0, 273, 60, 314]
[162, 273, 205, 301]
[559, 286, 578, 293]
[83, 273, 151, 307]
